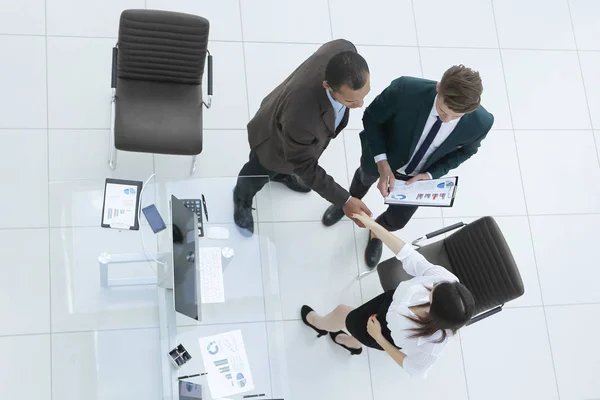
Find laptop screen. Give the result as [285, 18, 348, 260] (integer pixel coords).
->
[171, 195, 200, 321]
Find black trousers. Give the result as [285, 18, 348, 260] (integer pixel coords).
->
[234, 150, 286, 202]
[349, 163, 418, 232]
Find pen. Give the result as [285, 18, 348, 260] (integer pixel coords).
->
[201, 194, 209, 221]
[243, 395, 266, 399]
[178, 373, 208, 380]
[386, 176, 391, 195]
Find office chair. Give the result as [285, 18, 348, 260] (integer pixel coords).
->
[361, 216, 524, 325]
[109, 9, 213, 175]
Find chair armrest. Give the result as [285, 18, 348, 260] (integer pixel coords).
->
[203, 50, 213, 109]
[411, 222, 465, 247]
[207, 51, 213, 96]
[426, 222, 465, 239]
[466, 305, 503, 326]
[111, 46, 118, 89]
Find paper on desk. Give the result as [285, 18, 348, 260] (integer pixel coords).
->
[385, 176, 457, 207]
[102, 182, 138, 227]
[198, 330, 255, 398]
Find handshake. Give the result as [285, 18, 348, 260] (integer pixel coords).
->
[344, 160, 431, 228]
[342, 160, 391, 227]
[343, 197, 372, 228]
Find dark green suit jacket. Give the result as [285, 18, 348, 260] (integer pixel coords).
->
[360, 76, 494, 178]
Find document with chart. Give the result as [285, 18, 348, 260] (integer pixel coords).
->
[101, 178, 143, 229]
[385, 176, 458, 207]
[198, 330, 255, 398]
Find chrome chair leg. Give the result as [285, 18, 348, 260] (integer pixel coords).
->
[357, 268, 377, 280]
[109, 140, 117, 170]
[108, 93, 117, 170]
[190, 155, 198, 175]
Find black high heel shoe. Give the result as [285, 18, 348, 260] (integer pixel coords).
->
[329, 331, 363, 355]
[300, 305, 328, 338]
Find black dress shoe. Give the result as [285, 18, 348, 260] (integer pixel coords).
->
[365, 235, 383, 269]
[329, 331, 363, 355]
[272, 174, 311, 193]
[233, 193, 254, 237]
[322, 205, 345, 227]
[300, 305, 328, 338]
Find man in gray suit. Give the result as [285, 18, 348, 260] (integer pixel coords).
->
[233, 39, 372, 235]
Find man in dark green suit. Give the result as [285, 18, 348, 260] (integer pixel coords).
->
[322, 65, 494, 268]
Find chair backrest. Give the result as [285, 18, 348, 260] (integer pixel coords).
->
[442, 216, 524, 314]
[377, 217, 524, 316]
[117, 9, 209, 85]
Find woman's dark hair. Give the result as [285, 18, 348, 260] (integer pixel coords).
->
[405, 281, 475, 343]
[324, 51, 369, 92]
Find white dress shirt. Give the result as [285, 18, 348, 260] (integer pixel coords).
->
[374, 95, 460, 176]
[326, 89, 347, 129]
[385, 244, 459, 378]
[325, 89, 353, 203]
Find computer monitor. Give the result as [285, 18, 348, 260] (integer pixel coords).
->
[171, 195, 201, 321]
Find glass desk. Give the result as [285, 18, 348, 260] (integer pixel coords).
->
[49, 176, 289, 400]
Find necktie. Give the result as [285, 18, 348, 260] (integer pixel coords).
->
[404, 116, 442, 175]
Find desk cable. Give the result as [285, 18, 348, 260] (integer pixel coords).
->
[138, 173, 166, 270]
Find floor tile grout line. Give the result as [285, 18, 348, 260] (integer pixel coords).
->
[4, 301, 600, 338]
[340, 136, 363, 289]
[15, 211, 600, 231]
[456, 331, 471, 399]
[7, 31, 600, 52]
[414, 0, 471, 393]
[552, 3, 598, 397]
[43, 0, 53, 396]
[415, 0, 468, 396]
[238, 3, 252, 124]
[346, 151, 375, 400]
[237, 2, 275, 396]
[325, 0, 334, 41]
[409, 0, 425, 79]
[490, 1, 562, 398]
[238, 42, 584, 52]
[566, 0, 600, 168]
[2, 127, 599, 132]
[329, 0, 375, 390]
[411, 4, 466, 397]
[251, 207, 276, 393]
[509, 302, 600, 308]
[491, 0, 545, 309]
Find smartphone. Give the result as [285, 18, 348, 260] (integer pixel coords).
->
[142, 204, 166, 233]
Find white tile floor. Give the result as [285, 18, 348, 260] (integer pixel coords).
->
[1, 0, 599, 399]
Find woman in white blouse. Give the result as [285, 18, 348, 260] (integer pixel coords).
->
[301, 212, 475, 378]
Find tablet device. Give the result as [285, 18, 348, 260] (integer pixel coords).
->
[101, 178, 143, 230]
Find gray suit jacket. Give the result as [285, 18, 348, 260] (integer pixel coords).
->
[247, 39, 355, 207]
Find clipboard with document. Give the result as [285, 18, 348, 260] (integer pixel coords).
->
[384, 176, 458, 207]
[100, 178, 143, 230]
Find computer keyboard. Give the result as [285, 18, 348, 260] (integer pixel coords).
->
[198, 247, 225, 304]
[182, 199, 204, 237]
